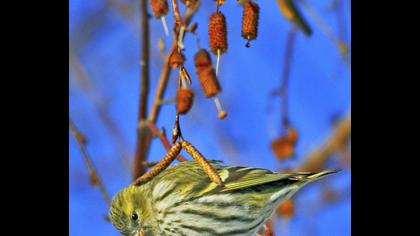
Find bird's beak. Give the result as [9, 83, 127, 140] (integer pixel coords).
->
[135, 228, 145, 236]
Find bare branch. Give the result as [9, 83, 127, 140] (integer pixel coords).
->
[297, 112, 351, 172]
[69, 117, 111, 206]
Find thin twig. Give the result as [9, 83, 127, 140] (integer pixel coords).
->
[69, 117, 111, 206]
[133, 0, 151, 180]
[299, 0, 350, 64]
[280, 26, 297, 132]
[145, 121, 187, 161]
[171, 0, 183, 28]
[69, 48, 132, 170]
[297, 112, 351, 172]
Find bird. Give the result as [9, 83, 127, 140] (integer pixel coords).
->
[109, 160, 339, 236]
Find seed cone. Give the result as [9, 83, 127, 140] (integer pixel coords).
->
[176, 88, 194, 114]
[209, 11, 228, 55]
[150, 0, 169, 18]
[242, 1, 260, 41]
[169, 50, 185, 68]
[194, 49, 221, 97]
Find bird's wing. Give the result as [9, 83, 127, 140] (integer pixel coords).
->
[151, 161, 335, 199]
[219, 166, 296, 192]
[192, 165, 297, 196]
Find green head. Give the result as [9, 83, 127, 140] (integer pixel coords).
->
[109, 185, 149, 236]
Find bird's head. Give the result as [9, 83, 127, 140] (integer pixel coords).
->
[109, 185, 150, 236]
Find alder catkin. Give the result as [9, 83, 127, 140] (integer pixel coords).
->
[150, 0, 169, 18]
[180, 0, 199, 7]
[194, 49, 221, 97]
[270, 127, 299, 160]
[271, 137, 294, 160]
[176, 88, 194, 115]
[169, 50, 185, 68]
[214, 0, 226, 6]
[194, 48, 212, 67]
[209, 11, 228, 55]
[277, 199, 295, 218]
[242, 1, 259, 41]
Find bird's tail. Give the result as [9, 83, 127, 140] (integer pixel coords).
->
[305, 169, 341, 182]
[270, 169, 341, 204]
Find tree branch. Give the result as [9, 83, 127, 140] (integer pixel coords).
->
[69, 117, 111, 206]
[297, 112, 351, 172]
[133, 3, 200, 179]
[133, 0, 151, 180]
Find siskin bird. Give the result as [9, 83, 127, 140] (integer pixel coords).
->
[110, 161, 339, 236]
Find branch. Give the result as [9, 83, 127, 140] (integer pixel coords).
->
[69, 117, 111, 206]
[139, 0, 150, 120]
[69, 48, 132, 170]
[133, 3, 200, 179]
[299, 0, 350, 65]
[133, 0, 151, 180]
[297, 112, 351, 172]
[145, 121, 187, 161]
[279, 26, 297, 131]
[171, 0, 183, 28]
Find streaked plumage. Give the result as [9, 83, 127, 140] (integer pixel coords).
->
[110, 161, 338, 236]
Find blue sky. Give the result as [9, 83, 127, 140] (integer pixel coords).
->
[70, 0, 350, 235]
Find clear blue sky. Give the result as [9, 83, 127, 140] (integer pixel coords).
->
[70, 0, 351, 235]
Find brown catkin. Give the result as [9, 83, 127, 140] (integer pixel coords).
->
[135, 142, 182, 186]
[176, 88, 194, 115]
[180, 140, 224, 186]
[168, 50, 185, 68]
[194, 49, 221, 97]
[286, 127, 298, 144]
[271, 137, 294, 160]
[214, 0, 226, 6]
[242, 1, 260, 41]
[277, 199, 295, 218]
[150, 0, 169, 18]
[194, 49, 212, 67]
[180, 0, 199, 7]
[209, 11, 228, 54]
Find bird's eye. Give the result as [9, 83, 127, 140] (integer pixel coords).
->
[131, 212, 138, 221]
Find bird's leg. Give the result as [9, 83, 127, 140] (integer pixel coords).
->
[263, 223, 275, 236]
[134, 141, 182, 185]
[180, 140, 224, 186]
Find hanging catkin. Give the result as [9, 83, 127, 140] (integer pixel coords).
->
[209, 11, 228, 55]
[242, 1, 260, 41]
[150, 0, 169, 18]
[194, 49, 221, 97]
[176, 88, 194, 115]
